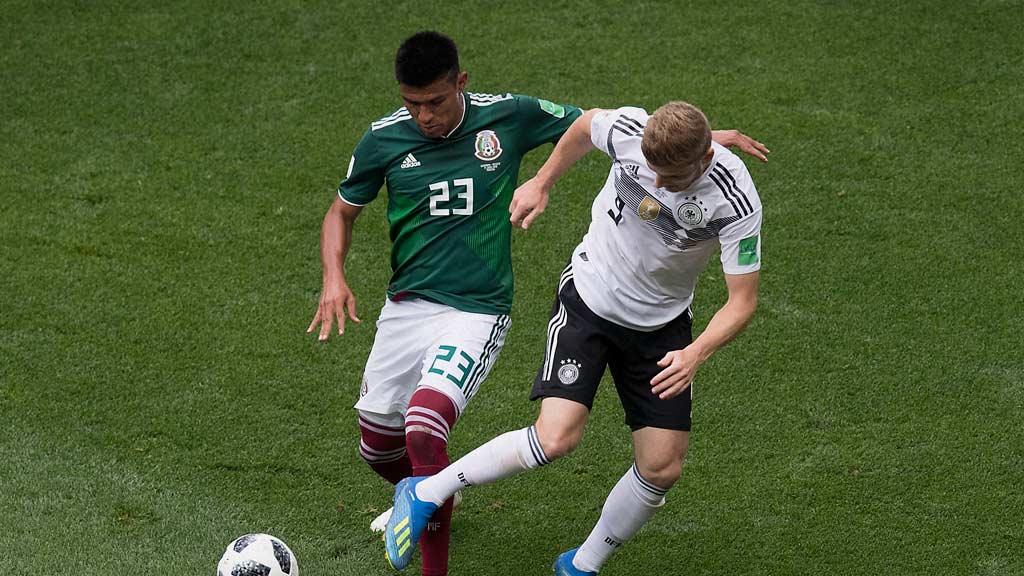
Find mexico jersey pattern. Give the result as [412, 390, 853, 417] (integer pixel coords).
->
[571, 107, 763, 331]
[337, 93, 581, 315]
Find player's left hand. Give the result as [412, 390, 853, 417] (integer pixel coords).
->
[651, 347, 702, 399]
[510, 177, 549, 230]
[711, 129, 770, 163]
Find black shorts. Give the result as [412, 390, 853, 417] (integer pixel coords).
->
[530, 271, 694, 431]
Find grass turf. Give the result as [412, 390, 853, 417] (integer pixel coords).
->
[1, 1, 1022, 574]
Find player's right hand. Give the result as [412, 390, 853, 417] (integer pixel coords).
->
[711, 129, 770, 163]
[307, 280, 361, 341]
[510, 177, 550, 230]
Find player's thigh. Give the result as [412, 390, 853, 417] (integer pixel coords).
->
[530, 279, 611, 412]
[354, 299, 450, 417]
[415, 308, 512, 416]
[609, 310, 694, 432]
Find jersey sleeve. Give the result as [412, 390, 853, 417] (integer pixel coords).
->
[590, 106, 647, 162]
[719, 205, 762, 275]
[515, 94, 583, 150]
[337, 128, 386, 206]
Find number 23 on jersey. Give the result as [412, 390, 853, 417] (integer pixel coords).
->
[429, 178, 474, 216]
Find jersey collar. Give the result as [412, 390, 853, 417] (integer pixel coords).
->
[443, 93, 468, 139]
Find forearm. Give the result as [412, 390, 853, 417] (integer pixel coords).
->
[320, 202, 354, 284]
[534, 109, 601, 190]
[689, 296, 757, 363]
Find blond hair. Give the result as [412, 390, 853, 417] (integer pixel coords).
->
[641, 102, 712, 170]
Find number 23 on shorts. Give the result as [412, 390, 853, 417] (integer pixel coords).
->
[428, 345, 477, 389]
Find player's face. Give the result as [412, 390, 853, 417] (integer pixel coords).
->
[399, 71, 468, 139]
[650, 148, 715, 192]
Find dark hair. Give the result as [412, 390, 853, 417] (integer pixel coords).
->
[395, 31, 460, 87]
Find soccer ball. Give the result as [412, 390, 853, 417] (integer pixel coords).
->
[217, 533, 298, 576]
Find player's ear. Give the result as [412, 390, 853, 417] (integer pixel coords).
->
[455, 70, 468, 92]
[703, 147, 714, 163]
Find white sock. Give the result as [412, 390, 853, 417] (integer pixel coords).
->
[573, 463, 669, 573]
[415, 426, 550, 506]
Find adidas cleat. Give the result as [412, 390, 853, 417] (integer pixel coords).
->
[384, 477, 438, 571]
[372, 490, 462, 535]
[553, 549, 597, 576]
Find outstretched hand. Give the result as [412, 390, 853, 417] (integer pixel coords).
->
[307, 280, 361, 341]
[712, 129, 770, 163]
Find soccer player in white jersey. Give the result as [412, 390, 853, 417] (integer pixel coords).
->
[384, 101, 765, 575]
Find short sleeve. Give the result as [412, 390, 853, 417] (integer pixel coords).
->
[337, 129, 385, 206]
[590, 106, 647, 161]
[719, 209, 762, 275]
[515, 94, 582, 150]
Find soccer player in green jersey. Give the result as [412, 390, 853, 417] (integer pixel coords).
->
[307, 31, 767, 576]
[308, 31, 582, 576]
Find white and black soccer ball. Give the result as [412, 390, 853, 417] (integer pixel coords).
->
[217, 533, 298, 576]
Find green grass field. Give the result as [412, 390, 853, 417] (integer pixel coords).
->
[2, 1, 1023, 574]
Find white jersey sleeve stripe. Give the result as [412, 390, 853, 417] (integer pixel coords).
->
[707, 170, 744, 217]
[714, 164, 755, 214]
[619, 116, 645, 132]
[613, 119, 642, 136]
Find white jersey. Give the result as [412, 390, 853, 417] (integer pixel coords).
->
[570, 107, 763, 331]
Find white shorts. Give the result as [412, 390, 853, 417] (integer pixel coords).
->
[354, 298, 511, 422]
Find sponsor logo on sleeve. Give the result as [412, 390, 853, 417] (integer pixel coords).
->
[738, 235, 759, 265]
[538, 99, 566, 118]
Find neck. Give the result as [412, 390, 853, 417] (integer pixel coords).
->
[443, 93, 466, 138]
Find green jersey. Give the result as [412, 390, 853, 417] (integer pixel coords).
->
[338, 92, 582, 315]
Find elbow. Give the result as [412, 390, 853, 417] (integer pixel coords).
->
[743, 294, 758, 319]
[730, 293, 758, 324]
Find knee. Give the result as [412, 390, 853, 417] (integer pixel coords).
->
[635, 459, 683, 490]
[534, 422, 583, 461]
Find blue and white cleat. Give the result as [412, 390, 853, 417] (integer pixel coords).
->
[553, 549, 597, 576]
[385, 476, 438, 571]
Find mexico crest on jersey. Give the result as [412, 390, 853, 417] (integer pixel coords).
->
[474, 130, 503, 161]
[638, 196, 662, 221]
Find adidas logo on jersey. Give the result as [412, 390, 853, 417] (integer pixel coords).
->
[624, 164, 640, 179]
[400, 153, 421, 169]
